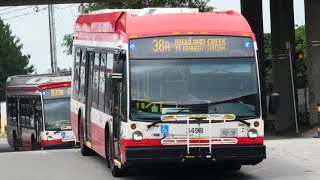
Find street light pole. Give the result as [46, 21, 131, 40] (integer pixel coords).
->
[286, 41, 299, 134]
[48, 4, 58, 73]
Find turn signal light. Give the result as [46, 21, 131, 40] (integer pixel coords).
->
[254, 121, 260, 127]
[131, 124, 137, 130]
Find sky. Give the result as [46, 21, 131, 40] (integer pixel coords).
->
[0, 1, 305, 74]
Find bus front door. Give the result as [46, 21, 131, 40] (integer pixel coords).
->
[112, 80, 123, 159]
[84, 51, 94, 143]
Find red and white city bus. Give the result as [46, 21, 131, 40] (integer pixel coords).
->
[71, 8, 279, 177]
[6, 73, 76, 151]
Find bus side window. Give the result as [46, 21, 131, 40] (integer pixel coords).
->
[30, 97, 34, 129]
[7, 96, 12, 123]
[105, 51, 114, 112]
[99, 52, 106, 111]
[25, 97, 30, 128]
[74, 48, 81, 98]
[121, 62, 127, 117]
[92, 51, 100, 107]
[27, 97, 33, 129]
[20, 97, 26, 128]
[12, 97, 18, 123]
[79, 50, 86, 97]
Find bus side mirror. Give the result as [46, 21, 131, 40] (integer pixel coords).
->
[112, 51, 126, 80]
[269, 93, 280, 115]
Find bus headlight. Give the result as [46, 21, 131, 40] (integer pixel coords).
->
[132, 131, 143, 142]
[247, 129, 258, 140]
[47, 136, 53, 141]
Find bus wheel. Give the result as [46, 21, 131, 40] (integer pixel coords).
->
[31, 138, 36, 150]
[31, 136, 39, 150]
[105, 129, 110, 168]
[79, 122, 92, 156]
[107, 134, 127, 177]
[13, 132, 19, 151]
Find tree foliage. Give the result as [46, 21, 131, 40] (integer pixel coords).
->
[61, 34, 73, 56]
[62, 0, 214, 55]
[294, 25, 307, 86]
[264, 25, 307, 92]
[84, 0, 214, 13]
[0, 18, 35, 101]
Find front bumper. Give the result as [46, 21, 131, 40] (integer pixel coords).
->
[44, 142, 76, 150]
[41, 139, 77, 150]
[126, 145, 266, 165]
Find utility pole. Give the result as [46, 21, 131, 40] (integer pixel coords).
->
[48, 4, 58, 73]
[79, 3, 84, 14]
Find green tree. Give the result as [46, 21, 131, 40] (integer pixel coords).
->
[0, 18, 35, 101]
[61, 34, 73, 56]
[84, 0, 214, 13]
[294, 25, 307, 88]
[62, 0, 214, 55]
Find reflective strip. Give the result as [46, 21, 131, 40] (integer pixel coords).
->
[114, 159, 122, 168]
[85, 141, 92, 148]
[161, 138, 238, 145]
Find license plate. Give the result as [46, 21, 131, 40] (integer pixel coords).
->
[61, 132, 66, 137]
[220, 129, 237, 137]
[62, 137, 76, 142]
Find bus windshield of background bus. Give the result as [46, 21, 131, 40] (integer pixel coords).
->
[43, 98, 71, 131]
[130, 58, 260, 120]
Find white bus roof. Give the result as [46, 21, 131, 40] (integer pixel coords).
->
[90, 7, 199, 17]
[6, 72, 71, 87]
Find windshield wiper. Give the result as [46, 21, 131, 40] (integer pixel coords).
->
[230, 118, 251, 126]
[147, 120, 162, 129]
[165, 108, 192, 114]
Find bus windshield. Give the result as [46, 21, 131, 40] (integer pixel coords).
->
[130, 58, 260, 121]
[43, 98, 71, 131]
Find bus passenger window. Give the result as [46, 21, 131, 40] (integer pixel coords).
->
[99, 53, 106, 110]
[79, 50, 86, 96]
[74, 48, 81, 98]
[92, 52, 100, 106]
[105, 51, 113, 112]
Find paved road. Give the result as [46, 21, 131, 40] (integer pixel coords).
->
[0, 138, 319, 180]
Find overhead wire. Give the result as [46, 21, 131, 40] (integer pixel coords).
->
[55, 4, 74, 10]
[2, 7, 48, 21]
[0, 6, 17, 12]
[0, 6, 34, 16]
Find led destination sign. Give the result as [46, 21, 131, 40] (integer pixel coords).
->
[42, 87, 71, 99]
[129, 35, 254, 59]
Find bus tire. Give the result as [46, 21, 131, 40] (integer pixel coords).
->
[79, 121, 92, 156]
[105, 125, 110, 168]
[31, 135, 36, 150]
[107, 133, 127, 177]
[13, 131, 19, 151]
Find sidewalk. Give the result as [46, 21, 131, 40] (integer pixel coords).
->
[265, 126, 319, 140]
[0, 137, 7, 144]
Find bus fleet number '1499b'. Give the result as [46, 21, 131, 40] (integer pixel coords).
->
[186, 128, 204, 134]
